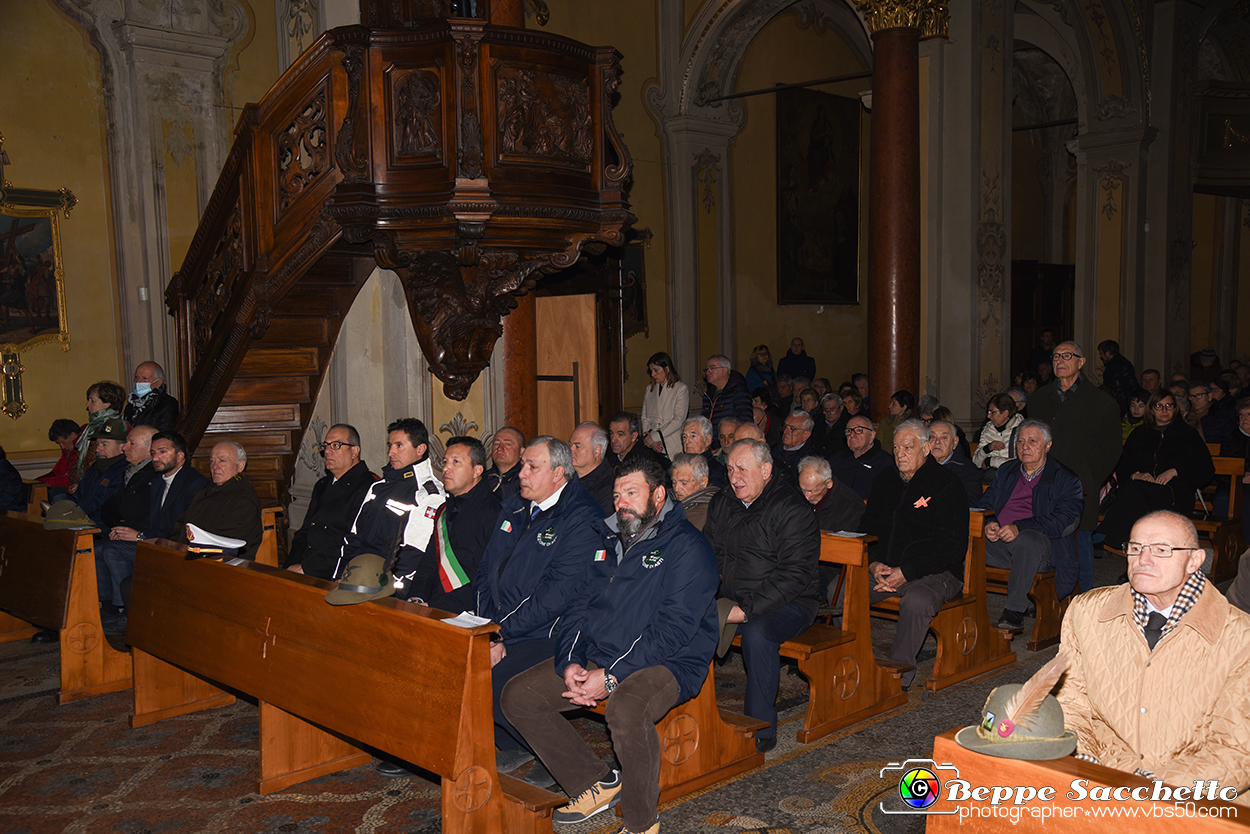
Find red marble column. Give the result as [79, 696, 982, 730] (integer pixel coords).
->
[866, 25, 921, 423]
[501, 293, 538, 440]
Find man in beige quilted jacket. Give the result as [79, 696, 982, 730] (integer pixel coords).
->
[1055, 510, 1250, 802]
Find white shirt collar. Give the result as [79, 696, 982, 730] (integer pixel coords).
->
[531, 480, 568, 514]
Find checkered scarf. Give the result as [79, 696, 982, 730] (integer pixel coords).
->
[1131, 569, 1206, 640]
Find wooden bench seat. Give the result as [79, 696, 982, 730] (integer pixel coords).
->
[984, 567, 1065, 651]
[586, 661, 767, 804]
[1193, 456, 1244, 584]
[927, 729, 1245, 832]
[0, 512, 133, 702]
[23, 480, 49, 517]
[128, 542, 563, 833]
[870, 511, 1016, 692]
[732, 533, 911, 742]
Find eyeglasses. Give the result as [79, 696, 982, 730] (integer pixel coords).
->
[1052, 351, 1082, 361]
[1123, 541, 1201, 559]
[704, 366, 725, 374]
[1190, 392, 1209, 399]
[845, 426, 872, 436]
[1152, 402, 1176, 411]
[782, 424, 806, 434]
[317, 440, 356, 453]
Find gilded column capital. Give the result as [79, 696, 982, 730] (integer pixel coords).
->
[854, 0, 949, 39]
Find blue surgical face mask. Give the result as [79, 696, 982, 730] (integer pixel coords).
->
[133, 382, 152, 397]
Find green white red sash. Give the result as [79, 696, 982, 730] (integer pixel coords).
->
[434, 506, 469, 592]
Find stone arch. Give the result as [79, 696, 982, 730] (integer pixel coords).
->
[645, 0, 872, 382]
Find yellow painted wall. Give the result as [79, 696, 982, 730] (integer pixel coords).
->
[1190, 192, 1217, 353]
[542, 0, 664, 410]
[731, 11, 870, 386]
[1, 1, 121, 457]
[1239, 202, 1250, 364]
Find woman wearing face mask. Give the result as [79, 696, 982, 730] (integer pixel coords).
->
[1096, 391, 1214, 548]
[122, 361, 180, 431]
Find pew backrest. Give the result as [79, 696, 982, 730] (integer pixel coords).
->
[0, 511, 93, 630]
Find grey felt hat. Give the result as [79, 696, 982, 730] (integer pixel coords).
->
[954, 683, 1078, 760]
[325, 553, 396, 606]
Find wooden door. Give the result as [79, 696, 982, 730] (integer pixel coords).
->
[536, 295, 600, 440]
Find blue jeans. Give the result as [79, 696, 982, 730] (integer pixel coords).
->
[737, 600, 814, 739]
[95, 539, 136, 608]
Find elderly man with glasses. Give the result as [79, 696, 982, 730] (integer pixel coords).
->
[1027, 340, 1122, 599]
[828, 415, 892, 500]
[1055, 510, 1250, 799]
[286, 423, 378, 579]
[700, 354, 754, 448]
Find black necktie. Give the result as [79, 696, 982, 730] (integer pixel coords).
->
[1144, 611, 1167, 650]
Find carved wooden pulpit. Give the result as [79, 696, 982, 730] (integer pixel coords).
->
[165, 0, 633, 505]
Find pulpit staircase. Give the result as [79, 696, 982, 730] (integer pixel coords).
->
[164, 5, 633, 507]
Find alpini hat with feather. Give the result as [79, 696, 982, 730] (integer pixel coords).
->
[955, 652, 1077, 760]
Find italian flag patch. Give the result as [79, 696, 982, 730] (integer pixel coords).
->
[501, 520, 512, 532]
[594, 550, 607, 562]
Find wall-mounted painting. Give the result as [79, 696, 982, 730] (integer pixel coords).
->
[776, 87, 861, 306]
[0, 201, 70, 352]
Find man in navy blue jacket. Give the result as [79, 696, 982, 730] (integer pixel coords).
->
[977, 420, 1083, 630]
[502, 458, 719, 834]
[474, 436, 604, 786]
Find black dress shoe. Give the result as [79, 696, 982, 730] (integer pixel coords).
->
[30, 629, 57, 644]
[496, 748, 534, 774]
[375, 758, 413, 777]
[755, 735, 777, 753]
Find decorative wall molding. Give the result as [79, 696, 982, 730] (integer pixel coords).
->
[694, 149, 721, 213]
[1096, 159, 1129, 218]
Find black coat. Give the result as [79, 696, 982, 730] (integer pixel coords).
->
[486, 463, 521, 502]
[100, 463, 158, 531]
[703, 474, 822, 620]
[0, 457, 24, 513]
[700, 450, 728, 488]
[702, 370, 755, 448]
[415, 477, 502, 613]
[777, 350, 816, 382]
[578, 459, 616, 517]
[771, 436, 819, 487]
[174, 474, 264, 560]
[608, 440, 670, 472]
[828, 441, 892, 500]
[142, 464, 209, 540]
[939, 448, 983, 505]
[812, 478, 865, 533]
[123, 389, 179, 431]
[860, 456, 968, 584]
[1116, 420, 1215, 505]
[818, 411, 851, 458]
[1101, 353, 1138, 411]
[287, 460, 378, 579]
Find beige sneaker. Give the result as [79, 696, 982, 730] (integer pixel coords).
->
[552, 770, 621, 824]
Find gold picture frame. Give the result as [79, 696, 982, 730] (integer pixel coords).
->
[0, 195, 72, 353]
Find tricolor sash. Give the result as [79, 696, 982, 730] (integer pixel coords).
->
[434, 506, 470, 592]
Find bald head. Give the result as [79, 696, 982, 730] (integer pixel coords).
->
[123, 425, 158, 466]
[209, 441, 247, 485]
[734, 423, 766, 443]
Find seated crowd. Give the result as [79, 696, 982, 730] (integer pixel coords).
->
[13, 338, 1250, 831]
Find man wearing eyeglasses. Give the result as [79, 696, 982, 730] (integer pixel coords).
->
[1027, 340, 1121, 600]
[286, 424, 377, 580]
[828, 415, 891, 500]
[771, 410, 818, 486]
[1055, 510, 1250, 797]
[700, 354, 754, 449]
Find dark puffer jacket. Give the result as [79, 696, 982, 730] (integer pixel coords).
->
[558, 500, 719, 703]
[703, 474, 822, 620]
[860, 456, 968, 584]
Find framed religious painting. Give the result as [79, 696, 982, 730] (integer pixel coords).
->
[0, 199, 70, 353]
[775, 87, 862, 305]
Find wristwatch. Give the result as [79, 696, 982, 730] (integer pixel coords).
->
[603, 669, 617, 694]
[136, 532, 145, 541]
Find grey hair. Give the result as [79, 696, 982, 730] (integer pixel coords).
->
[916, 395, 941, 416]
[214, 440, 247, 464]
[671, 452, 709, 482]
[575, 421, 608, 456]
[798, 455, 831, 481]
[708, 354, 731, 369]
[149, 362, 165, 382]
[717, 416, 741, 433]
[1017, 418, 1053, 445]
[894, 417, 930, 443]
[529, 436, 572, 479]
[1006, 387, 1027, 401]
[730, 438, 773, 468]
[819, 393, 841, 407]
[791, 377, 811, 390]
[789, 409, 815, 432]
[1056, 339, 1085, 358]
[929, 420, 956, 438]
[683, 415, 713, 438]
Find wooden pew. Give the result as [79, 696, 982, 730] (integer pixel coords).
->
[985, 566, 1065, 651]
[926, 730, 1245, 832]
[0, 512, 133, 702]
[586, 663, 767, 804]
[732, 532, 910, 742]
[870, 510, 1016, 692]
[127, 543, 563, 832]
[23, 480, 49, 516]
[255, 506, 286, 567]
[1194, 457, 1244, 584]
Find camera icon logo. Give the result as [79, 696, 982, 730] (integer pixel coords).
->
[879, 759, 960, 815]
